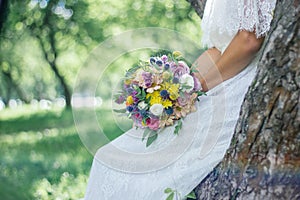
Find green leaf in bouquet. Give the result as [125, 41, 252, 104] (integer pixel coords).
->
[125, 65, 140, 77]
[190, 67, 199, 73]
[141, 88, 146, 99]
[164, 188, 173, 194]
[196, 91, 207, 101]
[181, 85, 193, 90]
[166, 192, 175, 200]
[174, 120, 182, 135]
[145, 96, 151, 104]
[146, 131, 158, 147]
[185, 191, 196, 199]
[142, 128, 151, 141]
[113, 109, 127, 113]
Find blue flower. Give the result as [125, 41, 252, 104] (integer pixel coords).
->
[165, 107, 173, 115]
[126, 87, 134, 94]
[156, 59, 163, 66]
[150, 57, 156, 64]
[164, 63, 170, 70]
[160, 90, 169, 98]
[126, 105, 134, 112]
[173, 77, 179, 83]
[139, 109, 148, 117]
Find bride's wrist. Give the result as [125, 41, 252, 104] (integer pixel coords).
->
[199, 78, 208, 92]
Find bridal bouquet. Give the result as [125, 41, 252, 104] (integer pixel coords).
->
[114, 51, 204, 147]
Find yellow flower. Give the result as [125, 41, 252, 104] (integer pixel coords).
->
[162, 99, 172, 108]
[168, 84, 180, 100]
[124, 79, 132, 85]
[172, 51, 182, 58]
[162, 82, 180, 100]
[146, 91, 162, 105]
[141, 121, 147, 127]
[126, 96, 134, 105]
[162, 71, 171, 80]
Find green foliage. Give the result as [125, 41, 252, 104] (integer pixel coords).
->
[174, 119, 182, 134]
[0, 0, 201, 103]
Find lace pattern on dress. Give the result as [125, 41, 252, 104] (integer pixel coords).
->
[201, 0, 277, 48]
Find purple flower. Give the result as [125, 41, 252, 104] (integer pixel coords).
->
[192, 73, 201, 91]
[142, 72, 153, 88]
[126, 86, 134, 94]
[115, 95, 125, 104]
[170, 61, 190, 78]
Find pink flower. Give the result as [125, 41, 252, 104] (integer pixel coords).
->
[146, 118, 160, 130]
[170, 61, 190, 78]
[177, 92, 190, 106]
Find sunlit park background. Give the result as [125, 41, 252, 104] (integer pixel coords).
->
[0, 0, 202, 199]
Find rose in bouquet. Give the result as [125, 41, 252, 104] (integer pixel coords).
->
[114, 51, 205, 147]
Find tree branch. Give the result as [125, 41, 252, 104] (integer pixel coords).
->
[186, 0, 207, 18]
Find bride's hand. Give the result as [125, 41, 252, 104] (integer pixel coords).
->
[193, 47, 221, 92]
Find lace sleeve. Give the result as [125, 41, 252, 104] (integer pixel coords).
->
[201, 0, 277, 50]
[238, 0, 277, 38]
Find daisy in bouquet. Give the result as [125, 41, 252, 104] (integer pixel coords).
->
[114, 51, 205, 147]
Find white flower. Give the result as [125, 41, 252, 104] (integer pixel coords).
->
[138, 101, 147, 110]
[149, 104, 164, 116]
[179, 74, 194, 92]
[146, 85, 161, 93]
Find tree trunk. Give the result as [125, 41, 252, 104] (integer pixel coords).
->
[2, 70, 30, 104]
[189, 0, 300, 199]
[36, 33, 72, 108]
[34, 6, 72, 108]
[0, 0, 8, 31]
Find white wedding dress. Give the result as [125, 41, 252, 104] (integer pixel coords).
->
[84, 0, 276, 199]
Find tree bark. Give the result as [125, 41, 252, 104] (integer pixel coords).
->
[186, 0, 207, 19]
[189, 0, 300, 199]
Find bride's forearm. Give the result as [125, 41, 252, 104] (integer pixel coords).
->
[199, 31, 264, 91]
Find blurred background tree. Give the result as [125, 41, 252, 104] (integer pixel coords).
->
[0, 0, 201, 108]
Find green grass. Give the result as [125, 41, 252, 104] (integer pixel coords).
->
[0, 106, 126, 200]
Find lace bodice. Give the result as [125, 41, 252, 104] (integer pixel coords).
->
[201, 0, 277, 53]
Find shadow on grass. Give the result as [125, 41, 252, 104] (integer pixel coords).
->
[0, 109, 74, 134]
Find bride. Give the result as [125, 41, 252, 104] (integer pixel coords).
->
[84, 0, 276, 199]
